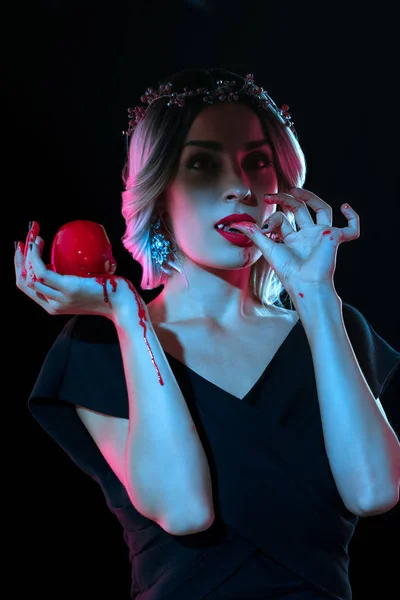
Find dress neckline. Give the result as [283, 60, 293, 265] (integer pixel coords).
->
[163, 318, 302, 403]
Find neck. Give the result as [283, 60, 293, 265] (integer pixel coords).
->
[148, 262, 267, 327]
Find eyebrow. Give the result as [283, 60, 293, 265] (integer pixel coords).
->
[182, 138, 271, 152]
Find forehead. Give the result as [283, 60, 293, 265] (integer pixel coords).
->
[184, 102, 265, 145]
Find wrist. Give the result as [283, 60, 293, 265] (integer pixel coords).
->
[290, 284, 342, 324]
[110, 291, 149, 330]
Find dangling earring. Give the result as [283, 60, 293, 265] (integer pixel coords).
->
[149, 213, 177, 266]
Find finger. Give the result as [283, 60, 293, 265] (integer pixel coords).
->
[15, 243, 51, 304]
[22, 221, 40, 278]
[27, 241, 67, 292]
[25, 279, 53, 304]
[14, 241, 26, 283]
[16, 235, 45, 284]
[265, 192, 314, 229]
[27, 237, 55, 296]
[34, 235, 45, 252]
[289, 187, 333, 226]
[339, 203, 360, 241]
[262, 211, 296, 242]
[231, 221, 291, 254]
[26, 278, 64, 301]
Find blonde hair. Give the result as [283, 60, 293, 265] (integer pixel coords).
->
[121, 68, 306, 312]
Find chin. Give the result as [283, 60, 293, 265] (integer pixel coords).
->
[210, 253, 261, 271]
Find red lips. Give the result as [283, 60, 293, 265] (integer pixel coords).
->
[215, 213, 256, 227]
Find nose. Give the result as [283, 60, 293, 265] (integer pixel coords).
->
[224, 187, 254, 205]
[222, 161, 256, 205]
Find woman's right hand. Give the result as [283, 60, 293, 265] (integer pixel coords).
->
[14, 229, 145, 321]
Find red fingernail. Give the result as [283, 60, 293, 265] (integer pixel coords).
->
[30, 221, 40, 236]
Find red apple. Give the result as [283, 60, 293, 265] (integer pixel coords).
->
[50, 220, 117, 276]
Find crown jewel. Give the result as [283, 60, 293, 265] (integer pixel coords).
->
[123, 73, 297, 140]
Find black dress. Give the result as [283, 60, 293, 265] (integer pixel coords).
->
[28, 302, 400, 599]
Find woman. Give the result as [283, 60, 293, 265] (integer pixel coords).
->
[16, 68, 399, 599]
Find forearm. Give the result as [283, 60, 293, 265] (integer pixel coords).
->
[293, 287, 400, 516]
[112, 300, 214, 530]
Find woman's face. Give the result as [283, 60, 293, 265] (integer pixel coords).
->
[161, 101, 278, 270]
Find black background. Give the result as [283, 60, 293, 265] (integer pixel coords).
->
[6, 1, 399, 598]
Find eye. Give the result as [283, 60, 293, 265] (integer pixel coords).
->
[187, 153, 219, 171]
[245, 152, 273, 171]
[186, 152, 273, 173]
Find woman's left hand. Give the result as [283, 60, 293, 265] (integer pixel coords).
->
[233, 187, 360, 297]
